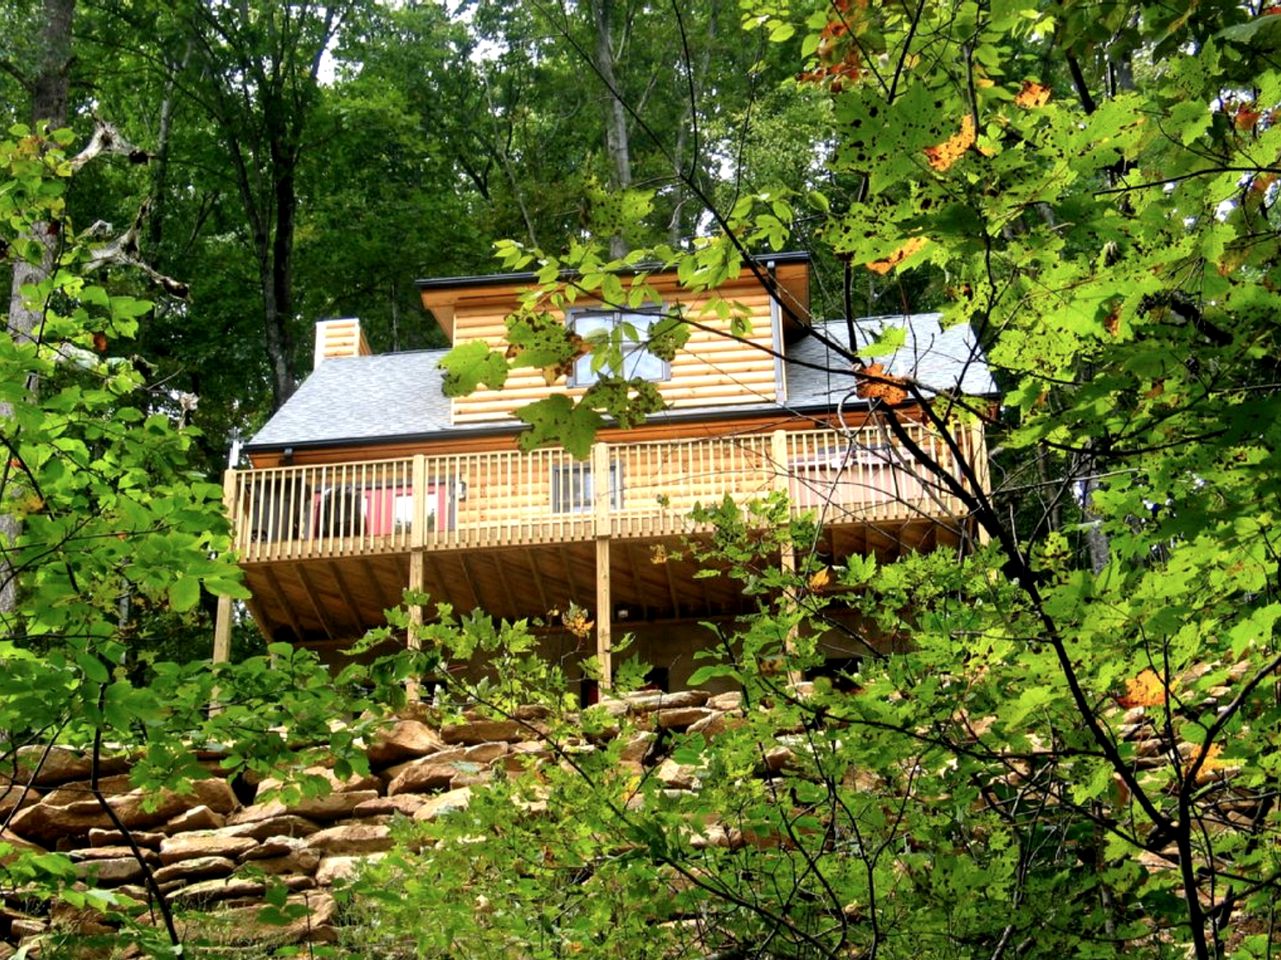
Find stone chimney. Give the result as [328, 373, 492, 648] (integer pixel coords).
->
[313, 318, 372, 370]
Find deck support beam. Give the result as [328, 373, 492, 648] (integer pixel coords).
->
[772, 431, 804, 688]
[406, 455, 428, 700]
[593, 442, 613, 691]
[213, 468, 238, 664]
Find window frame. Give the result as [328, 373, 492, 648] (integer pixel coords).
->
[567, 306, 671, 387]
[551, 461, 623, 514]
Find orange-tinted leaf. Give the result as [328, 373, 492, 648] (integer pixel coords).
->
[855, 362, 909, 405]
[923, 115, 974, 171]
[1014, 80, 1051, 108]
[92, 331, 108, 353]
[866, 236, 928, 275]
[1118, 668, 1167, 708]
[1235, 103, 1261, 131]
[1193, 743, 1234, 784]
[807, 567, 831, 590]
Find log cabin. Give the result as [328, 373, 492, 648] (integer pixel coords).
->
[213, 253, 997, 693]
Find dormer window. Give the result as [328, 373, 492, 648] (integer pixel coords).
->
[570, 309, 670, 386]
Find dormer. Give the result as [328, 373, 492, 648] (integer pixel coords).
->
[416, 253, 812, 425]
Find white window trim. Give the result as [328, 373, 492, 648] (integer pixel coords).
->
[567, 307, 671, 387]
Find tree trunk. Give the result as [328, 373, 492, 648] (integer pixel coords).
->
[148, 42, 191, 249]
[590, 0, 632, 258]
[667, 0, 716, 245]
[267, 160, 297, 409]
[1, 0, 77, 616]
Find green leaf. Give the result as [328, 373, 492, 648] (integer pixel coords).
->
[168, 576, 201, 613]
[515, 395, 603, 458]
[74, 650, 109, 684]
[439, 341, 508, 396]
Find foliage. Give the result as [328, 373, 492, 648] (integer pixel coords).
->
[426, 3, 1281, 959]
[0, 126, 418, 956]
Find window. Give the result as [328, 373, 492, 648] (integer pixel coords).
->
[570, 309, 669, 386]
[552, 462, 621, 514]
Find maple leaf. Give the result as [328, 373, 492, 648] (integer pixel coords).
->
[866, 236, 929, 275]
[1014, 80, 1051, 108]
[1191, 743, 1237, 784]
[516, 395, 603, 458]
[807, 566, 831, 590]
[1235, 102, 1261, 131]
[439, 341, 508, 396]
[1118, 668, 1167, 708]
[924, 115, 974, 171]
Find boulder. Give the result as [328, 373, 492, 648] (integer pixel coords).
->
[412, 787, 472, 822]
[245, 846, 320, 876]
[215, 815, 320, 841]
[352, 795, 429, 818]
[226, 790, 379, 825]
[450, 769, 492, 789]
[255, 766, 379, 801]
[189, 778, 238, 814]
[656, 758, 698, 790]
[152, 856, 236, 885]
[387, 759, 467, 797]
[440, 719, 537, 745]
[88, 828, 164, 849]
[687, 712, 731, 738]
[170, 877, 266, 906]
[656, 707, 716, 730]
[15, 745, 129, 787]
[10, 918, 47, 939]
[164, 805, 225, 834]
[587, 699, 629, 720]
[159, 834, 258, 865]
[316, 854, 382, 887]
[381, 747, 464, 780]
[464, 742, 509, 764]
[0, 828, 45, 862]
[618, 732, 656, 763]
[243, 835, 308, 860]
[706, 691, 743, 712]
[174, 892, 336, 947]
[0, 785, 41, 820]
[624, 690, 709, 712]
[42, 773, 134, 806]
[74, 856, 144, 885]
[366, 719, 445, 766]
[8, 789, 190, 844]
[762, 746, 795, 774]
[70, 845, 158, 864]
[306, 824, 393, 856]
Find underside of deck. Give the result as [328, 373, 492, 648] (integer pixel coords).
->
[241, 517, 957, 647]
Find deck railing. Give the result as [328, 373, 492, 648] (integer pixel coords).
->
[228, 422, 979, 563]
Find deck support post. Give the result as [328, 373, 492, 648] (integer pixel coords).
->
[406, 455, 428, 700]
[213, 468, 238, 665]
[965, 419, 991, 547]
[771, 431, 805, 688]
[593, 442, 613, 691]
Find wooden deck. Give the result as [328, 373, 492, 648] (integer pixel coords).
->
[219, 421, 988, 666]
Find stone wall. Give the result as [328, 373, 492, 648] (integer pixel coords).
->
[0, 688, 741, 955]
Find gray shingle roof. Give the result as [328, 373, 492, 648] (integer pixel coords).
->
[785, 314, 998, 409]
[246, 314, 996, 451]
